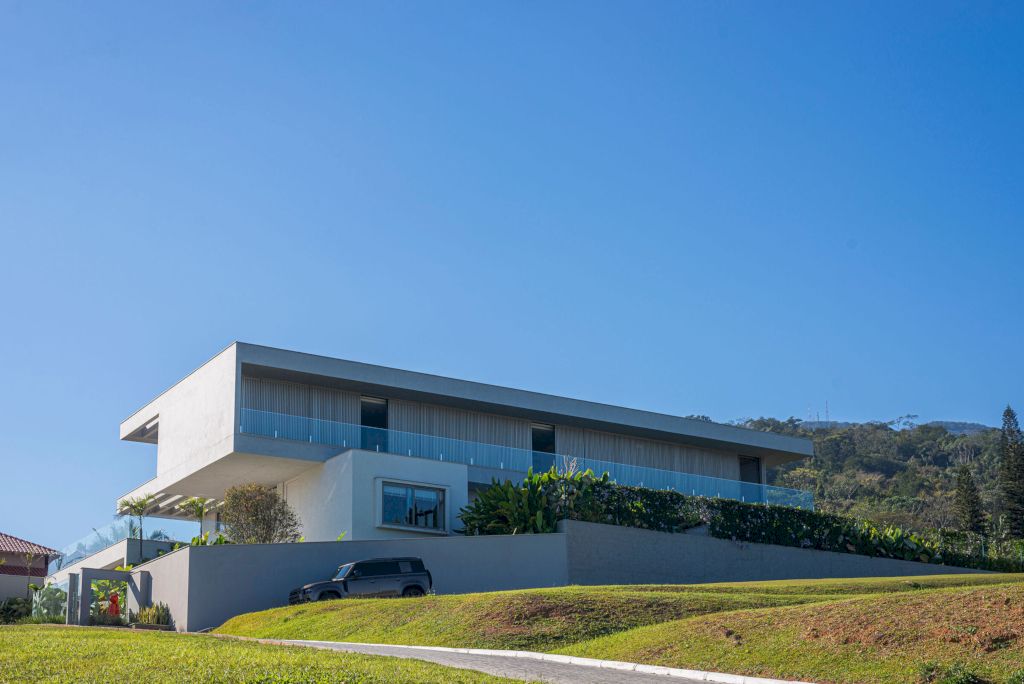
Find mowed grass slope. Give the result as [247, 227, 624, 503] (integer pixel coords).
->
[560, 582, 1024, 684]
[215, 574, 1024, 683]
[216, 585, 815, 651]
[0, 625, 521, 683]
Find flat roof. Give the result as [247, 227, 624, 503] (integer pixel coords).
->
[234, 342, 814, 461]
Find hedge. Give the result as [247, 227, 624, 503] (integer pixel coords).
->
[459, 469, 1024, 572]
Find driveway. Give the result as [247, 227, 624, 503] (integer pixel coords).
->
[270, 639, 710, 684]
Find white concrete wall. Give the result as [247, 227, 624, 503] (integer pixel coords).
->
[121, 344, 238, 477]
[282, 450, 469, 541]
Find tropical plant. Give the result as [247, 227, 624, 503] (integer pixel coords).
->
[117, 494, 154, 559]
[130, 602, 171, 626]
[176, 497, 209, 539]
[31, 583, 68, 621]
[220, 483, 302, 544]
[460, 468, 608, 535]
[0, 597, 32, 624]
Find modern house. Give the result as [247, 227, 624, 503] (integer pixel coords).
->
[106, 342, 813, 544]
[1, 532, 58, 602]
[44, 343, 983, 633]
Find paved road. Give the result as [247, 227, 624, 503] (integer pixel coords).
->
[277, 640, 706, 684]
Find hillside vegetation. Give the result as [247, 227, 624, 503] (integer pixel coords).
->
[745, 416, 1009, 533]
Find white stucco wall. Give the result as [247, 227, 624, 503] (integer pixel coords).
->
[120, 344, 238, 477]
[282, 450, 469, 542]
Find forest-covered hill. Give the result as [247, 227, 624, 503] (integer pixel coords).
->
[750, 415, 1006, 532]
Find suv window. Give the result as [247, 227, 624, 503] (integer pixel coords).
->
[398, 561, 413, 574]
[355, 561, 401, 577]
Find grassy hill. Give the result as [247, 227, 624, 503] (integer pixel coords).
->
[560, 583, 1024, 683]
[215, 574, 1024, 682]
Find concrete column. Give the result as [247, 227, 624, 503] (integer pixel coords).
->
[65, 573, 78, 625]
[77, 572, 91, 627]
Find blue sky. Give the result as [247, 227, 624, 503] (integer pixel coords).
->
[1, 2, 1022, 547]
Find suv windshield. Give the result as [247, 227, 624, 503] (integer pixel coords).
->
[333, 563, 354, 580]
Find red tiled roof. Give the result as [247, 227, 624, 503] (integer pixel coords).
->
[0, 532, 59, 556]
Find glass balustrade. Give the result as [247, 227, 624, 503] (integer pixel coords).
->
[48, 517, 195, 575]
[240, 408, 814, 510]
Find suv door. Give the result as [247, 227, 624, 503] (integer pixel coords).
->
[347, 561, 402, 597]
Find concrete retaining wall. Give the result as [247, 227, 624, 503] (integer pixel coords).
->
[132, 532, 568, 632]
[562, 520, 986, 585]
[129, 521, 992, 633]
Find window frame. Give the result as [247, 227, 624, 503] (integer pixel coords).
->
[376, 478, 449, 535]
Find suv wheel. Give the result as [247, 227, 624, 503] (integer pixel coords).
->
[318, 591, 341, 601]
[401, 586, 425, 598]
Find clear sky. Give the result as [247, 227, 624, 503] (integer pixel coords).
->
[1, 2, 1022, 548]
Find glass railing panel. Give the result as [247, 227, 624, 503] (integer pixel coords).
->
[240, 408, 533, 472]
[570, 456, 814, 510]
[49, 517, 194, 575]
[239, 408, 814, 510]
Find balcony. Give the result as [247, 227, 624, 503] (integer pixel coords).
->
[240, 408, 814, 510]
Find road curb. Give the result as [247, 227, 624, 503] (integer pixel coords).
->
[265, 637, 815, 684]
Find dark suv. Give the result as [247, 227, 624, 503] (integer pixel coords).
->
[289, 557, 432, 603]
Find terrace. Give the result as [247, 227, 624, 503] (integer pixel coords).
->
[239, 408, 814, 509]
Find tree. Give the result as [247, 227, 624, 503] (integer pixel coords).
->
[999, 406, 1024, 537]
[953, 465, 986, 534]
[220, 484, 301, 544]
[23, 553, 36, 599]
[176, 497, 209, 540]
[117, 494, 154, 560]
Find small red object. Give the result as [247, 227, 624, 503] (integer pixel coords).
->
[108, 592, 120, 616]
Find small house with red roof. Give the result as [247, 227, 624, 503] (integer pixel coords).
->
[0, 532, 59, 601]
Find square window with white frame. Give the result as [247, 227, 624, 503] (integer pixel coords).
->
[381, 482, 446, 531]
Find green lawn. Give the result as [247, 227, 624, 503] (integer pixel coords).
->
[0, 625, 523, 683]
[214, 574, 1024, 683]
[215, 585, 818, 651]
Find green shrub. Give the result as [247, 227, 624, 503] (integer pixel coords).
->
[89, 612, 124, 627]
[1007, 670, 1024, 684]
[938, 663, 987, 684]
[918, 662, 989, 684]
[0, 598, 32, 624]
[131, 602, 171, 626]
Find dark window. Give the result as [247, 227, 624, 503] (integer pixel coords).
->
[531, 424, 556, 471]
[356, 561, 401, 577]
[739, 456, 762, 484]
[360, 396, 388, 451]
[382, 483, 445, 530]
